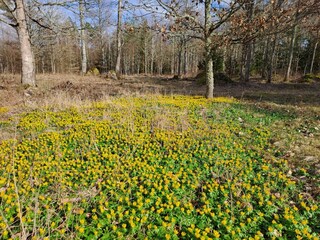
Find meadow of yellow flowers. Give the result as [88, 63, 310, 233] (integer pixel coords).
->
[0, 96, 318, 239]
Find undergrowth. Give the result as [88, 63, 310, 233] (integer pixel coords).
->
[0, 96, 319, 239]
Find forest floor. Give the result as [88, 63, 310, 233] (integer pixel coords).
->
[0, 73, 319, 193]
[1, 73, 320, 107]
[0, 73, 319, 238]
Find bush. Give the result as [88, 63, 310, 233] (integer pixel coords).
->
[106, 70, 118, 80]
[303, 73, 320, 82]
[87, 67, 100, 76]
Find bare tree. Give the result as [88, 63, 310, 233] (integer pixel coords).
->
[241, 0, 254, 82]
[138, 0, 243, 98]
[89, 0, 110, 72]
[115, 0, 122, 76]
[284, 0, 300, 81]
[204, 0, 214, 98]
[79, 0, 87, 74]
[310, 39, 318, 74]
[1, 0, 36, 85]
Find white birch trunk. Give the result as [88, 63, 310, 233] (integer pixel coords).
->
[284, 25, 297, 81]
[310, 41, 318, 74]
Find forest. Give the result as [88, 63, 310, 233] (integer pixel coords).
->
[0, 0, 319, 239]
[0, 0, 319, 97]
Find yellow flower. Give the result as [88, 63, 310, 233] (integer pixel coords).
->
[195, 232, 201, 238]
[213, 230, 220, 238]
[2, 230, 8, 237]
[39, 228, 45, 235]
[222, 218, 227, 225]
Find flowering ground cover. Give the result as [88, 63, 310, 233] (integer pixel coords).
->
[0, 96, 319, 239]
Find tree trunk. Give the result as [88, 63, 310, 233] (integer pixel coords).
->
[205, 0, 214, 98]
[178, 43, 182, 77]
[144, 36, 148, 74]
[151, 34, 155, 74]
[295, 57, 299, 76]
[171, 38, 175, 75]
[284, 25, 297, 81]
[206, 51, 214, 98]
[267, 35, 277, 83]
[310, 41, 318, 74]
[303, 61, 308, 75]
[16, 0, 36, 86]
[108, 40, 112, 70]
[240, 45, 246, 81]
[221, 46, 226, 73]
[115, 0, 122, 75]
[261, 38, 269, 78]
[51, 55, 56, 74]
[79, 0, 87, 74]
[243, 0, 255, 82]
[41, 55, 45, 74]
[97, 0, 106, 70]
[159, 39, 163, 75]
[244, 42, 252, 82]
[183, 39, 187, 76]
[229, 45, 235, 75]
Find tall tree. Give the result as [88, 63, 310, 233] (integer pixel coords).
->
[284, 0, 300, 81]
[140, 0, 243, 98]
[115, 0, 122, 76]
[204, 0, 214, 98]
[79, 0, 87, 74]
[310, 38, 318, 74]
[16, 0, 35, 85]
[241, 0, 254, 82]
[1, 0, 36, 85]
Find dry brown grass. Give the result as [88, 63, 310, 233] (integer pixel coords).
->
[1, 73, 319, 108]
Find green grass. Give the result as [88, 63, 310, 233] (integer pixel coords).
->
[0, 96, 319, 239]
